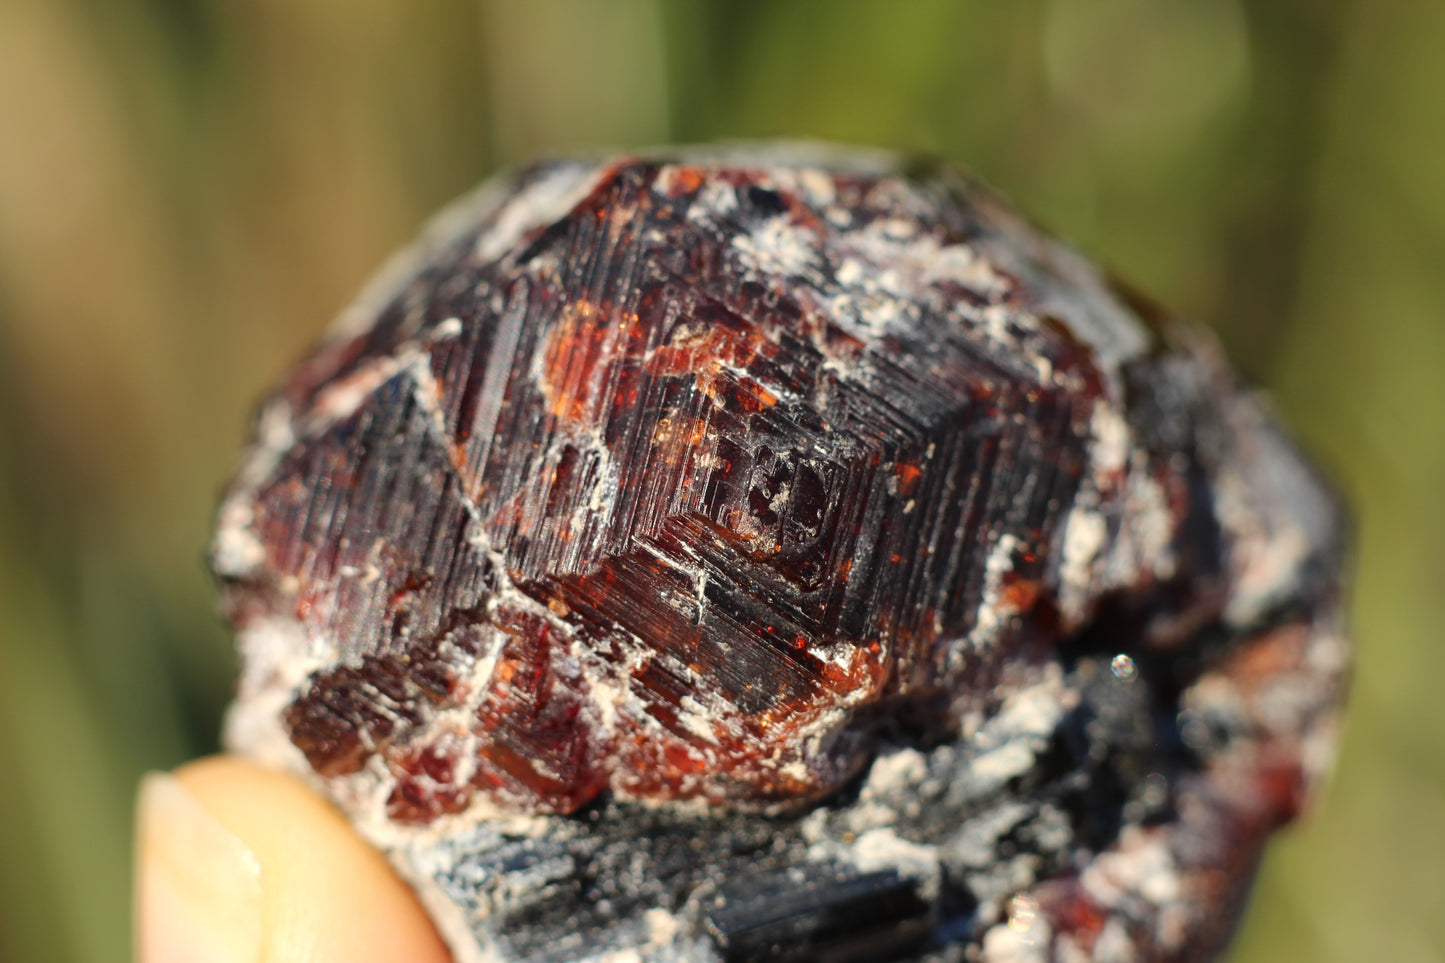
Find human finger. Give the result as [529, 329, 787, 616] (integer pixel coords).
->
[135, 755, 452, 963]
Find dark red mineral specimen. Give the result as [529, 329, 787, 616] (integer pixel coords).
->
[215, 145, 1348, 963]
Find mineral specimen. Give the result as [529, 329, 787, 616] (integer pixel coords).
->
[214, 145, 1348, 963]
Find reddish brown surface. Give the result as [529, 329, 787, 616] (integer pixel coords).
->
[216, 151, 1348, 961]
[224, 159, 1114, 817]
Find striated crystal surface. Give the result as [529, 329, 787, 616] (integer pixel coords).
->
[215, 145, 1348, 963]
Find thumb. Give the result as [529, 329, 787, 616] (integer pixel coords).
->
[135, 756, 452, 963]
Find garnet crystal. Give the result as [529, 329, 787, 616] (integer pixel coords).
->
[215, 146, 1348, 963]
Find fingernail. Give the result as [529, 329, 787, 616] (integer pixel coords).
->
[135, 772, 263, 963]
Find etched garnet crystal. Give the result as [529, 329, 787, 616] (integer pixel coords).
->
[214, 145, 1348, 963]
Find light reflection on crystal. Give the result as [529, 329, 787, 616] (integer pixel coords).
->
[1111, 653, 1138, 681]
[1007, 893, 1046, 946]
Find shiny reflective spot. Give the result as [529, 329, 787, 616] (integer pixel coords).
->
[1007, 893, 1046, 946]
[1110, 653, 1137, 682]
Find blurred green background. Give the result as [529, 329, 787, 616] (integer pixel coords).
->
[0, 1, 1441, 960]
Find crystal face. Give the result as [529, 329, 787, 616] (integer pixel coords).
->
[214, 146, 1348, 963]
